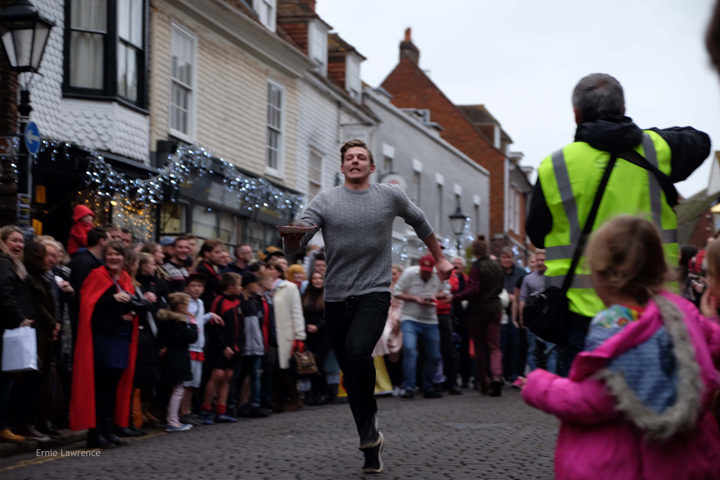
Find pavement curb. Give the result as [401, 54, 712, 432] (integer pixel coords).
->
[0, 430, 87, 459]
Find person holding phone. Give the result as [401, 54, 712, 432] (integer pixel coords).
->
[392, 255, 451, 401]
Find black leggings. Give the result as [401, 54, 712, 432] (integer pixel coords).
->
[94, 367, 124, 436]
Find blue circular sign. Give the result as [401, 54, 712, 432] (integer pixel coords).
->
[24, 122, 40, 156]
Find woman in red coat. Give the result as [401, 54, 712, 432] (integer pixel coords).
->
[70, 241, 139, 449]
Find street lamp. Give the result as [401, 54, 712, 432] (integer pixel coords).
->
[448, 202, 467, 251]
[0, 0, 54, 74]
[0, 0, 54, 221]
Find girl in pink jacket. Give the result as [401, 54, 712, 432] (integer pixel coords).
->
[522, 216, 720, 480]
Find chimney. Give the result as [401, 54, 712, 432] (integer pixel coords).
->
[299, 0, 316, 11]
[400, 27, 419, 65]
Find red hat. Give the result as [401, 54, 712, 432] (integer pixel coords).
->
[419, 255, 435, 272]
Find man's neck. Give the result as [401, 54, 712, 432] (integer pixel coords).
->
[170, 257, 184, 266]
[504, 266, 513, 274]
[344, 178, 371, 191]
[87, 246, 103, 259]
[241, 291, 251, 300]
[235, 259, 247, 269]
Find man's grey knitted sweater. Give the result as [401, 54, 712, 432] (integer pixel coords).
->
[283, 184, 434, 302]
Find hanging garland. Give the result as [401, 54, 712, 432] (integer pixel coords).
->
[36, 140, 305, 219]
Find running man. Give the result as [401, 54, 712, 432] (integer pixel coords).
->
[281, 139, 453, 474]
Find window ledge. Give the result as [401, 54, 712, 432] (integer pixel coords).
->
[169, 129, 195, 145]
[62, 92, 150, 115]
[265, 167, 284, 180]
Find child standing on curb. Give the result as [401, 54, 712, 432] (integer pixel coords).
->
[158, 293, 198, 432]
[521, 216, 720, 480]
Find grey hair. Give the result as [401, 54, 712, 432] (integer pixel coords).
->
[451, 256, 466, 267]
[572, 73, 625, 121]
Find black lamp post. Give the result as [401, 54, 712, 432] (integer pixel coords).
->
[448, 201, 467, 251]
[0, 0, 54, 216]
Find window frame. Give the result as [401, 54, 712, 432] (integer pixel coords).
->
[265, 79, 287, 178]
[169, 21, 198, 142]
[63, 0, 149, 112]
[308, 148, 323, 200]
[308, 19, 328, 76]
[253, 0, 277, 31]
[345, 53, 362, 100]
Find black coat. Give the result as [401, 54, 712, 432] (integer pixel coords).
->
[158, 310, 198, 385]
[0, 253, 36, 360]
[67, 249, 103, 328]
[26, 272, 57, 372]
[133, 281, 163, 385]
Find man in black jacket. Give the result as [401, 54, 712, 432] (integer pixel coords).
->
[67, 227, 108, 344]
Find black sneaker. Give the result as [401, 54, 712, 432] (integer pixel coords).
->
[423, 391, 442, 399]
[448, 387, 463, 396]
[250, 406, 272, 418]
[87, 433, 115, 449]
[359, 415, 379, 449]
[105, 433, 129, 446]
[401, 390, 414, 399]
[361, 432, 384, 474]
[490, 380, 503, 397]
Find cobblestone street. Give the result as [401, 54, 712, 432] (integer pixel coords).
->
[2, 389, 557, 480]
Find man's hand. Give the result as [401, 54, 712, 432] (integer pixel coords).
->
[209, 313, 224, 326]
[121, 313, 135, 321]
[414, 295, 434, 306]
[224, 347, 235, 359]
[19, 319, 34, 327]
[435, 258, 454, 281]
[307, 324, 318, 333]
[279, 222, 310, 250]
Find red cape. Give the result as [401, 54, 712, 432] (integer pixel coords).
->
[69, 266, 139, 431]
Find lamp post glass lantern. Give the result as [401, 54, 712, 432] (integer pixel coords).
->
[0, 0, 54, 74]
[449, 203, 467, 250]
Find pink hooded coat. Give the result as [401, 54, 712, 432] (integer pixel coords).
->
[522, 292, 720, 480]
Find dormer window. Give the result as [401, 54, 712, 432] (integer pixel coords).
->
[309, 19, 328, 75]
[253, 0, 276, 31]
[346, 53, 361, 100]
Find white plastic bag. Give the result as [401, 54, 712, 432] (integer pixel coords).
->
[2, 326, 38, 373]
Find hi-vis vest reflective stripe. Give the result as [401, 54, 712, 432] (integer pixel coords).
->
[538, 131, 678, 318]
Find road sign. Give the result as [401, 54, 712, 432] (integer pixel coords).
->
[0, 136, 16, 156]
[16, 193, 30, 227]
[24, 122, 40, 155]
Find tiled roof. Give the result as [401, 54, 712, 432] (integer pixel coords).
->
[457, 105, 497, 125]
[221, 0, 303, 51]
[328, 33, 366, 60]
[277, 0, 316, 18]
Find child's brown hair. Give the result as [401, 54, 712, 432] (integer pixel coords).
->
[167, 292, 191, 312]
[706, 239, 720, 283]
[585, 215, 668, 304]
[220, 272, 242, 292]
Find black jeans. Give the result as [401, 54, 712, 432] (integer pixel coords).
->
[325, 292, 391, 440]
[437, 314, 457, 388]
[93, 367, 124, 437]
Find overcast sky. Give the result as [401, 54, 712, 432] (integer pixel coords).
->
[316, 0, 719, 198]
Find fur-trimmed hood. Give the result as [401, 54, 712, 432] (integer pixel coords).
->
[573, 294, 708, 441]
[157, 310, 188, 322]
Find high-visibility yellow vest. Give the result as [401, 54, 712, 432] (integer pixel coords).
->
[537, 131, 678, 318]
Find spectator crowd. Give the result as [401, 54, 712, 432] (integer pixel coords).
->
[0, 203, 562, 450]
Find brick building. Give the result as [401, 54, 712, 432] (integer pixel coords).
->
[380, 29, 533, 261]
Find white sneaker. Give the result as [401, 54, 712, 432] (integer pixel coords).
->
[392, 386, 401, 397]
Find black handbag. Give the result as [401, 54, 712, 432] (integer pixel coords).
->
[523, 146, 679, 344]
[523, 154, 618, 344]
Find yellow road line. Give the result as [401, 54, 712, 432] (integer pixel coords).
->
[0, 431, 165, 472]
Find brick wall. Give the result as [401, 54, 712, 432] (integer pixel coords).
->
[381, 57, 507, 238]
[277, 22, 309, 54]
[690, 209, 715, 249]
[327, 58, 345, 89]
